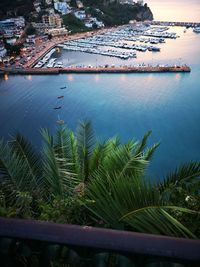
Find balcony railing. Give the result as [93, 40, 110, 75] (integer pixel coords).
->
[0, 217, 199, 267]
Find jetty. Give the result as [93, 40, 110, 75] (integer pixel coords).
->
[150, 21, 200, 28]
[1, 65, 191, 75]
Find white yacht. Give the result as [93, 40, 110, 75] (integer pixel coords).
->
[46, 58, 56, 68]
[193, 27, 200, 33]
[54, 61, 64, 68]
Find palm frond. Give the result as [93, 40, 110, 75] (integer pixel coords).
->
[69, 132, 80, 175]
[41, 128, 77, 198]
[133, 131, 152, 156]
[121, 207, 197, 238]
[143, 142, 160, 161]
[159, 162, 200, 193]
[76, 120, 95, 182]
[85, 171, 197, 237]
[102, 144, 148, 178]
[55, 126, 70, 160]
[89, 142, 107, 175]
[9, 133, 41, 189]
[0, 139, 33, 203]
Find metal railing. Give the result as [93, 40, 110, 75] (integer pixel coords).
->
[0, 217, 199, 267]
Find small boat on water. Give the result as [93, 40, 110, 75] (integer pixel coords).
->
[57, 115, 65, 125]
[193, 27, 200, 33]
[60, 86, 66, 89]
[57, 119, 65, 125]
[54, 106, 62, 110]
[57, 95, 64, 99]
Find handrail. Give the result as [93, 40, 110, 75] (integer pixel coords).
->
[0, 217, 199, 263]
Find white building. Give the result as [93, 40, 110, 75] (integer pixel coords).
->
[33, 1, 42, 13]
[54, 1, 70, 15]
[46, 0, 52, 5]
[137, 0, 144, 5]
[0, 45, 7, 58]
[74, 10, 86, 20]
[42, 14, 62, 28]
[48, 27, 68, 36]
[85, 17, 104, 28]
[13, 17, 25, 28]
[26, 34, 36, 44]
[76, 0, 84, 8]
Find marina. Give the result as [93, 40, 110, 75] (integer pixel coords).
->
[29, 24, 180, 69]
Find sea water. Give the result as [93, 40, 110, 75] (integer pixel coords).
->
[146, 0, 200, 22]
[0, 27, 200, 179]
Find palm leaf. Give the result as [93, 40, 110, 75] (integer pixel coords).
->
[85, 171, 197, 237]
[0, 139, 33, 203]
[133, 131, 152, 156]
[121, 206, 198, 238]
[159, 162, 200, 193]
[41, 128, 77, 198]
[76, 120, 95, 182]
[9, 133, 41, 190]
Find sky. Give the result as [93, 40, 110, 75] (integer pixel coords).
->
[145, 0, 200, 22]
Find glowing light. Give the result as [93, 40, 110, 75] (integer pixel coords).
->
[4, 74, 9, 81]
[120, 74, 127, 82]
[28, 75, 32, 81]
[175, 73, 181, 81]
[67, 74, 74, 81]
[94, 74, 100, 82]
[147, 74, 154, 82]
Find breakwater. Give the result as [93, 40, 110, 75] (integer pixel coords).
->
[150, 21, 200, 27]
[1, 65, 191, 75]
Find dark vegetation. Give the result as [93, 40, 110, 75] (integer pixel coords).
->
[3, 40, 22, 56]
[0, 121, 199, 239]
[62, 14, 88, 33]
[84, 0, 153, 26]
[0, 0, 34, 20]
[0, 0, 153, 28]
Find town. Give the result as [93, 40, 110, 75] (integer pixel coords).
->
[0, 0, 199, 70]
[0, 0, 148, 66]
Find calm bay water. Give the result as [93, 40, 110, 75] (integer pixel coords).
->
[0, 27, 200, 178]
[146, 0, 200, 22]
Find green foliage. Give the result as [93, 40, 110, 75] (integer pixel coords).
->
[85, 173, 198, 238]
[38, 195, 89, 224]
[84, 1, 153, 26]
[0, 121, 199, 239]
[4, 43, 22, 56]
[25, 24, 36, 36]
[0, 0, 34, 19]
[62, 14, 88, 33]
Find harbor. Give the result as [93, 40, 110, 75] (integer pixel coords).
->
[31, 24, 180, 68]
[0, 16, 200, 178]
[2, 22, 198, 71]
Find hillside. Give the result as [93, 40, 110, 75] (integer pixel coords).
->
[85, 2, 153, 26]
[0, 0, 153, 26]
[0, 0, 34, 19]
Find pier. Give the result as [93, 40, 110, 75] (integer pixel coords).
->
[150, 21, 200, 28]
[1, 65, 191, 75]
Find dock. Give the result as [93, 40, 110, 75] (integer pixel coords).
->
[150, 21, 200, 28]
[1, 65, 191, 75]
